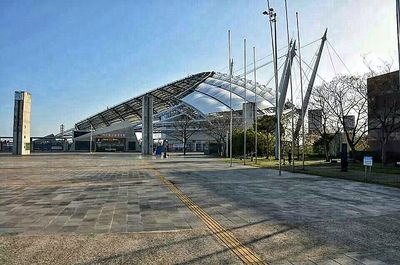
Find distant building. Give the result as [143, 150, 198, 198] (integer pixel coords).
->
[308, 109, 322, 134]
[71, 121, 140, 152]
[343, 115, 355, 131]
[367, 71, 400, 161]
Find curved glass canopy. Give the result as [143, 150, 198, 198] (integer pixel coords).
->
[74, 71, 275, 131]
[181, 73, 274, 114]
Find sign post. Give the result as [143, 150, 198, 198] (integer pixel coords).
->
[363, 156, 373, 181]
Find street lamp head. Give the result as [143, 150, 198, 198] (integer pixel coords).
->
[263, 9, 276, 21]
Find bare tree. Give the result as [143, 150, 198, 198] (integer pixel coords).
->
[362, 54, 393, 77]
[169, 114, 201, 156]
[205, 112, 241, 156]
[310, 85, 340, 161]
[322, 75, 368, 154]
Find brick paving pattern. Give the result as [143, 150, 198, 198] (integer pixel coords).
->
[0, 154, 200, 235]
[1, 153, 400, 264]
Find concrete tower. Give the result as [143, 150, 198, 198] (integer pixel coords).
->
[243, 102, 256, 130]
[142, 94, 153, 155]
[13, 91, 31, 155]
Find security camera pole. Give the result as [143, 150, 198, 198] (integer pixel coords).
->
[264, 3, 281, 176]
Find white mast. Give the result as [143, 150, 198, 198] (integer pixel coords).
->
[228, 30, 233, 167]
[243, 38, 247, 165]
[296, 12, 305, 170]
[253, 46, 258, 164]
[285, 0, 295, 171]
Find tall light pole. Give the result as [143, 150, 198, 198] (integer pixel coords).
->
[264, 5, 281, 176]
[228, 30, 233, 167]
[243, 38, 247, 165]
[253, 46, 258, 164]
[296, 12, 305, 170]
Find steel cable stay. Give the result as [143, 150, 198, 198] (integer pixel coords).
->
[233, 44, 289, 74]
[263, 58, 287, 93]
[235, 54, 285, 77]
[234, 37, 322, 75]
[303, 51, 317, 83]
[295, 54, 330, 86]
[327, 39, 352, 75]
[217, 37, 322, 73]
[326, 43, 337, 75]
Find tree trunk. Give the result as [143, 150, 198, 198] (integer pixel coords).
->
[381, 138, 387, 165]
[183, 140, 186, 156]
[324, 141, 329, 162]
[382, 144, 386, 165]
[344, 132, 357, 156]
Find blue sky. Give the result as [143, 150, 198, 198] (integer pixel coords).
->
[0, 0, 397, 136]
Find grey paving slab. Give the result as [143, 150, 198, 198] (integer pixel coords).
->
[1, 153, 400, 264]
[152, 156, 400, 264]
[0, 154, 200, 235]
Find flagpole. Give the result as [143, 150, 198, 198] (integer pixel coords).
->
[296, 12, 305, 170]
[243, 38, 247, 165]
[253, 46, 258, 164]
[228, 30, 233, 167]
[285, 0, 295, 172]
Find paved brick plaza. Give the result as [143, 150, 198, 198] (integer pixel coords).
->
[1, 153, 400, 264]
[0, 154, 200, 234]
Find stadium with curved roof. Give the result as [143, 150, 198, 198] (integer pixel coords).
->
[65, 70, 277, 154]
[61, 32, 327, 154]
[74, 71, 275, 131]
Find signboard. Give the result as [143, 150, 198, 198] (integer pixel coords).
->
[363, 156, 373, 167]
[51, 146, 63, 150]
[73, 130, 90, 138]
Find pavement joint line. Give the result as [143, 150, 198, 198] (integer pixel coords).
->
[145, 161, 265, 265]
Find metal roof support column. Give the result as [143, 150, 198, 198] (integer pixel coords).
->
[275, 40, 296, 159]
[142, 94, 153, 155]
[278, 40, 296, 117]
[293, 29, 327, 142]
